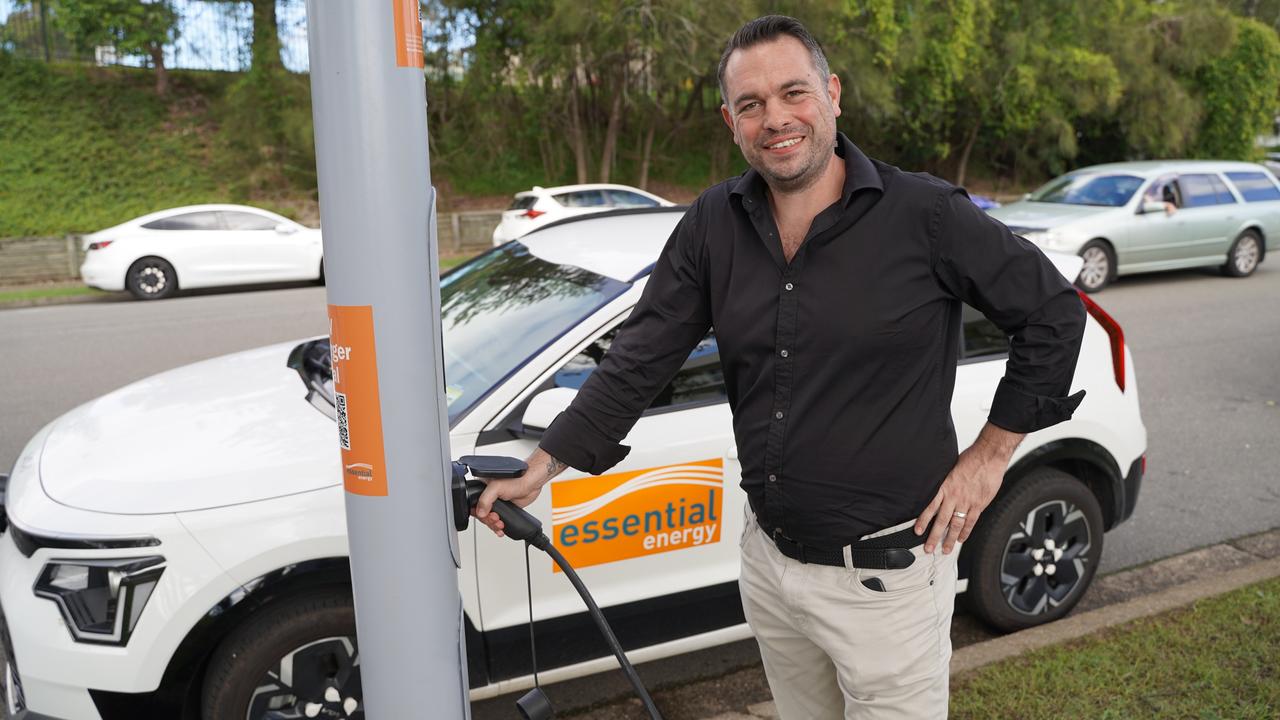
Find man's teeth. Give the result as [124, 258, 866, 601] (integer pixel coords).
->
[768, 137, 802, 149]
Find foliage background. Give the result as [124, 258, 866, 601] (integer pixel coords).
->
[3, 0, 1280, 236]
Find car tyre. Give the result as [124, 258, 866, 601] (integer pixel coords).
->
[1075, 241, 1114, 293]
[125, 257, 178, 300]
[963, 467, 1104, 632]
[1222, 229, 1262, 278]
[201, 590, 363, 720]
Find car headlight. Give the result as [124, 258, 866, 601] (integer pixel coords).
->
[33, 556, 165, 645]
[1021, 229, 1071, 249]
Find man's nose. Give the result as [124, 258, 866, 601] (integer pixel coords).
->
[762, 101, 794, 134]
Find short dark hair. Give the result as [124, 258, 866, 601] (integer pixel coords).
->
[717, 15, 831, 107]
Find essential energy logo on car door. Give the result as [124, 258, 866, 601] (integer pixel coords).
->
[551, 459, 723, 570]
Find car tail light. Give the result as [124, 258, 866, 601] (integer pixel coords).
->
[88, 241, 113, 250]
[1077, 290, 1125, 392]
[521, 209, 545, 219]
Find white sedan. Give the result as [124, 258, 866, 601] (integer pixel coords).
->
[492, 183, 674, 245]
[79, 204, 324, 300]
[1, 208, 1146, 719]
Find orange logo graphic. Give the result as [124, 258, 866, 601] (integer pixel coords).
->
[328, 305, 388, 497]
[551, 459, 723, 571]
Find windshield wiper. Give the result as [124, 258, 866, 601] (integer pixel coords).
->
[286, 339, 337, 420]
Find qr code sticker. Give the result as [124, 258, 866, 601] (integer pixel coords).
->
[336, 391, 351, 450]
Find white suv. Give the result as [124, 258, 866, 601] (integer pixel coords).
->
[491, 183, 674, 245]
[0, 208, 1146, 720]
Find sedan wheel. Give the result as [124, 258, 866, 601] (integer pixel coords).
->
[963, 468, 1104, 632]
[1075, 242, 1113, 293]
[125, 258, 178, 300]
[203, 591, 363, 720]
[1223, 230, 1261, 278]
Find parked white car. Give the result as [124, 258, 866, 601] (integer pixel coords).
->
[1, 208, 1146, 720]
[79, 204, 324, 300]
[491, 183, 674, 245]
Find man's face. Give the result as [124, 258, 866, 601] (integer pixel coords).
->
[720, 36, 842, 194]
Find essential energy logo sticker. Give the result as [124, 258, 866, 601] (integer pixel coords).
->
[551, 459, 723, 571]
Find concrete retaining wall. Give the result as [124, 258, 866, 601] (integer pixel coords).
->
[0, 211, 501, 285]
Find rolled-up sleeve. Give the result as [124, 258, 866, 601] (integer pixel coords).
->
[539, 203, 713, 473]
[930, 189, 1087, 434]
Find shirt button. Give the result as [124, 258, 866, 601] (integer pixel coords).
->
[780, 349, 789, 358]
[784, 282, 794, 291]
[775, 411, 784, 419]
[768, 474, 777, 482]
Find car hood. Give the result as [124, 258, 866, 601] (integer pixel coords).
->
[38, 341, 341, 514]
[988, 201, 1117, 230]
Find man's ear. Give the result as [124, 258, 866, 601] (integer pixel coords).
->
[828, 74, 842, 118]
[720, 104, 738, 143]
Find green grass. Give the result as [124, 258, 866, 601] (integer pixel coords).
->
[0, 284, 107, 303]
[0, 55, 238, 237]
[952, 577, 1280, 719]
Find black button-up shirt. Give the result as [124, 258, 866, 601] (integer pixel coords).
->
[540, 133, 1086, 547]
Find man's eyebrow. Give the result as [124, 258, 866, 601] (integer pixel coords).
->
[733, 78, 814, 106]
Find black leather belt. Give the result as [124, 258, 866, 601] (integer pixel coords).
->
[770, 524, 927, 570]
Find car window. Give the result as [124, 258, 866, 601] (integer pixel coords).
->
[1142, 174, 1181, 208]
[961, 305, 1009, 360]
[605, 190, 659, 207]
[1224, 172, 1280, 202]
[1178, 174, 1235, 208]
[554, 327, 726, 411]
[221, 211, 280, 230]
[555, 190, 608, 208]
[1028, 174, 1143, 207]
[141, 211, 224, 231]
[508, 195, 538, 211]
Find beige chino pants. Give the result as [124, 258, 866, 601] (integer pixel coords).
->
[738, 508, 958, 720]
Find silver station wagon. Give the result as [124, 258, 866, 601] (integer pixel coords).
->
[989, 160, 1280, 291]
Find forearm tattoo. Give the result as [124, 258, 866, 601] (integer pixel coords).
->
[545, 456, 568, 477]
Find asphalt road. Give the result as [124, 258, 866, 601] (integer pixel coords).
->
[2, 264, 1277, 717]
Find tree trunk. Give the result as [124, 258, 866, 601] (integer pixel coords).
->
[149, 44, 169, 95]
[599, 86, 624, 182]
[637, 120, 656, 190]
[955, 123, 980, 187]
[251, 0, 284, 74]
[568, 76, 589, 184]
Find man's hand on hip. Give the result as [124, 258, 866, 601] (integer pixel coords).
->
[915, 423, 1024, 554]
[472, 447, 568, 538]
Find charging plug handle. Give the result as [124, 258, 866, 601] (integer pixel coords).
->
[452, 456, 542, 541]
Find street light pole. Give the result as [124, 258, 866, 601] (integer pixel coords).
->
[305, 2, 467, 718]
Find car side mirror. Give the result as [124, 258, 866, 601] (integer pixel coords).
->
[275, 223, 298, 234]
[1139, 201, 1168, 215]
[521, 387, 578, 433]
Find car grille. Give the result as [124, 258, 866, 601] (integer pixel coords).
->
[0, 600, 26, 716]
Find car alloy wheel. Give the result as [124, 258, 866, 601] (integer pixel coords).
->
[963, 467, 1104, 631]
[126, 257, 178, 300]
[999, 500, 1091, 616]
[1226, 231, 1260, 277]
[1076, 243, 1112, 293]
[246, 636, 362, 720]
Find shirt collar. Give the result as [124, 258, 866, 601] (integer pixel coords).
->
[730, 132, 883, 210]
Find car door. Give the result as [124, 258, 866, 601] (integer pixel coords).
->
[471, 323, 744, 677]
[217, 210, 311, 281]
[1168, 173, 1239, 262]
[138, 210, 226, 287]
[1121, 174, 1191, 267]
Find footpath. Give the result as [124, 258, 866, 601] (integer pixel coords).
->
[471, 526, 1280, 720]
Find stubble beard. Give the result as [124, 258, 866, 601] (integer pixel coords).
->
[745, 124, 836, 195]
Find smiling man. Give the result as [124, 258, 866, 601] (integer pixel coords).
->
[476, 15, 1086, 718]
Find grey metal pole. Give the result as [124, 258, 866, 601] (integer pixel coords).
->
[305, 2, 468, 718]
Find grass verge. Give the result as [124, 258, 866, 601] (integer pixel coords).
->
[951, 576, 1280, 719]
[0, 284, 107, 304]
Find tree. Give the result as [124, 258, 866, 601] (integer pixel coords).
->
[1194, 17, 1280, 158]
[54, 0, 179, 95]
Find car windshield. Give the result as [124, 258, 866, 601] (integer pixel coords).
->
[1028, 174, 1144, 207]
[295, 244, 629, 426]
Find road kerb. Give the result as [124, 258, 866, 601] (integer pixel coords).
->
[949, 554, 1280, 676]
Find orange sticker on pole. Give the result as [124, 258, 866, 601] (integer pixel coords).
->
[392, 0, 424, 68]
[328, 305, 389, 496]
